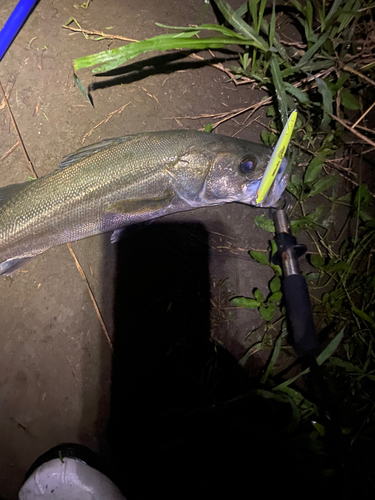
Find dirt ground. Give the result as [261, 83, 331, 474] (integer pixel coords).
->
[0, 0, 293, 498]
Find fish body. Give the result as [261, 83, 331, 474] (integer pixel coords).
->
[0, 130, 287, 275]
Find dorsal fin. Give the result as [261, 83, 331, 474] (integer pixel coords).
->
[0, 181, 33, 208]
[57, 136, 130, 170]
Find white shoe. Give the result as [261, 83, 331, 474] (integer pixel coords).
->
[18, 444, 126, 500]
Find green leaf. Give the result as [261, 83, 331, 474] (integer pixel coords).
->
[269, 0, 276, 46]
[309, 176, 338, 197]
[273, 328, 345, 391]
[259, 304, 275, 321]
[214, 0, 269, 51]
[339, 240, 349, 257]
[289, 0, 305, 15]
[304, 156, 324, 184]
[283, 82, 310, 104]
[325, 0, 343, 27]
[204, 123, 214, 132]
[254, 214, 275, 232]
[316, 78, 333, 129]
[286, 183, 300, 199]
[250, 250, 269, 265]
[73, 30, 257, 74]
[260, 335, 283, 384]
[73, 72, 92, 104]
[268, 133, 278, 146]
[359, 210, 373, 222]
[261, 129, 270, 145]
[305, 0, 313, 39]
[310, 254, 325, 268]
[340, 89, 361, 110]
[156, 22, 240, 37]
[299, 32, 329, 66]
[249, 0, 261, 30]
[291, 174, 302, 188]
[337, 192, 351, 203]
[305, 272, 320, 283]
[231, 297, 260, 308]
[270, 55, 289, 126]
[254, 289, 264, 303]
[270, 275, 281, 293]
[328, 261, 350, 272]
[352, 306, 375, 326]
[355, 184, 372, 207]
[269, 291, 282, 302]
[271, 263, 282, 276]
[334, 72, 350, 91]
[290, 205, 325, 232]
[307, 204, 325, 223]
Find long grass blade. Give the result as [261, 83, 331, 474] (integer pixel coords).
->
[249, 0, 260, 30]
[270, 56, 289, 125]
[73, 33, 257, 73]
[283, 81, 310, 104]
[325, 0, 343, 26]
[269, 0, 276, 47]
[155, 23, 245, 39]
[213, 0, 269, 51]
[298, 32, 329, 66]
[273, 328, 345, 391]
[316, 77, 333, 129]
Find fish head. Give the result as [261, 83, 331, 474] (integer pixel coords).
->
[176, 135, 289, 208]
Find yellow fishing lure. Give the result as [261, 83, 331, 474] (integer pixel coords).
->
[256, 110, 297, 205]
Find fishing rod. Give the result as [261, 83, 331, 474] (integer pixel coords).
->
[256, 110, 319, 359]
[0, 0, 39, 62]
[272, 201, 319, 357]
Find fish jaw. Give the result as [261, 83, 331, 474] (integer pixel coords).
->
[244, 157, 289, 208]
[260, 157, 289, 207]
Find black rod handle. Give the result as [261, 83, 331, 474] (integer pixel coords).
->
[283, 274, 319, 356]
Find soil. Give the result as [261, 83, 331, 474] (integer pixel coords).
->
[0, 1, 303, 498]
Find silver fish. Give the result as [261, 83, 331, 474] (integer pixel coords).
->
[0, 130, 288, 275]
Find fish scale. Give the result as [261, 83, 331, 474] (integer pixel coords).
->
[0, 130, 287, 275]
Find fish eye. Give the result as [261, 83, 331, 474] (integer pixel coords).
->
[239, 156, 256, 175]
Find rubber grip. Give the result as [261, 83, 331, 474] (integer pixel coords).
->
[283, 274, 318, 356]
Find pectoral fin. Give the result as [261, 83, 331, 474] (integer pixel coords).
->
[107, 192, 175, 215]
[110, 221, 154, 243]
[0, 256, 35, 275]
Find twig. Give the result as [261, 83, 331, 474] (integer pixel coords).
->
[141, 87, 160, 104]
[1, 141, 19, 161]
[67, 243, 113, 352]
[209, 98, 272, 130]
[62, 24, 138, 42]
[232, 117, 257, 137]
[82, 102, 130, 143]
[280, 39, 307, 48]
[0, 80, 37, 178]
[343, 64, 375, 88]
[330, 113, 375, 148]
[0, 73, 16, 110]
[351, 100, 375, 129]
[351, 124, 375, 135]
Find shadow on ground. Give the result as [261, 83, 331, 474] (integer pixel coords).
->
[101, 222, 337, 499]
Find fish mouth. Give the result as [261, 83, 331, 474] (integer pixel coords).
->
[244, 157, 289, 207]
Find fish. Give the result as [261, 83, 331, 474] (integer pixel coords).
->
[0, 130, 288, 275]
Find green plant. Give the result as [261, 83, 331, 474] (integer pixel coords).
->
[231, 272, 282, 322]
